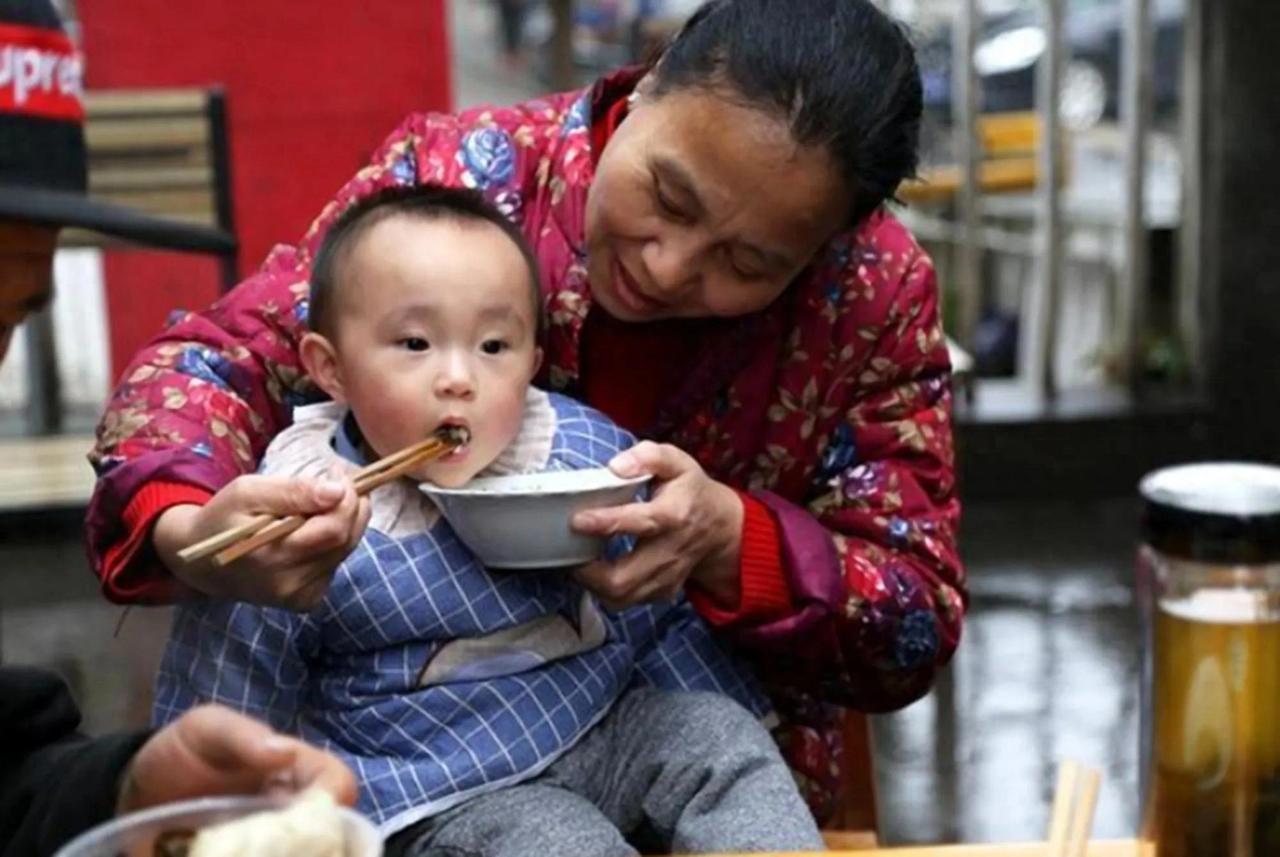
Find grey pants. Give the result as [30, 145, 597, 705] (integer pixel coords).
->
[389, 687, 825, 856]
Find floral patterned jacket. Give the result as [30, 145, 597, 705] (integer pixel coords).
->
[87, 70, 964, 822]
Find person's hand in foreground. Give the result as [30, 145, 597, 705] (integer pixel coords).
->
[116, 704, 357, 816]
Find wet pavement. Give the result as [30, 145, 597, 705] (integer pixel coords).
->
[0, 498, 1146, 845]
[873, 499, 1141, 844]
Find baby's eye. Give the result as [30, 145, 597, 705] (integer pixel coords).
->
[399, 337, 430, 352]
[481, 339, 509, 355]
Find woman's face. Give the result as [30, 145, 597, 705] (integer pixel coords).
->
[585, 84, 851, 322]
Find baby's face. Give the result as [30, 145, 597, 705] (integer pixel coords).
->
[328, 215, 540, 486]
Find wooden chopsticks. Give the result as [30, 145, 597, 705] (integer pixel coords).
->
[1046, 761, 1101, 857]
[177, 426, 467, 567]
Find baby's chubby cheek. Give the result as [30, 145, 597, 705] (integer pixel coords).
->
[490, 398, 529, 450]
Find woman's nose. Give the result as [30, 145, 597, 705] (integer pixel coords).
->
[642, 232, 702, 299]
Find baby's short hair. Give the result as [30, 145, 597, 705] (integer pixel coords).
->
[308, 185, 543, 339]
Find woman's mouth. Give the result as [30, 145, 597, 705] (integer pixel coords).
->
[611, 258, 664, 315]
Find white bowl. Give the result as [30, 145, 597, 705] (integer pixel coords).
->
[54, 795, 382, 857]
[421, 468, 651, 568]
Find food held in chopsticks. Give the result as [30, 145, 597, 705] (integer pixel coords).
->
[435, 420, 471, 453]
[177, 424, 470, 567]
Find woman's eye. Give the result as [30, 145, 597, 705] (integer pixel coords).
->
[481, 339, 509, 355]
[725, 252, 764, 281]
[654, 181, 689, 222]
[399, 337, 430, 352]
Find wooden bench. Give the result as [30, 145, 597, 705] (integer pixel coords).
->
[63, 87, 238, 288]
[901, 112, 1061, 205]
[0, 434, 97, 511]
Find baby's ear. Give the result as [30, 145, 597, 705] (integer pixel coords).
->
[529, 346, 544, 382]
[299, 332, 346, 402]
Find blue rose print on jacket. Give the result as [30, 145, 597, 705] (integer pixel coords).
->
[887, 516, 911, 546]
[459, 127, 516, 190]
[829, 237, 853, 269]
[894, 609, 939, 669]
[823, 280, 843, 309]
[562, 93, 591, 137]
[818, 423, 857, 481]
[391, 149, 417, 186]
[177, 347, 236, 392]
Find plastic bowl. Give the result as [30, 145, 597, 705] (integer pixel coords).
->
[420, 468, 651, 568]
[53, 795, 382, 857]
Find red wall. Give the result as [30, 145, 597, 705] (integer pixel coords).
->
[76, 1, 452, 376]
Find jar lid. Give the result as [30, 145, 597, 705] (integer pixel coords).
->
[1140, 462, 1280, 563]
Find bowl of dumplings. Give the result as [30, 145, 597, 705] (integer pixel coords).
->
[54, 789, 381, 857]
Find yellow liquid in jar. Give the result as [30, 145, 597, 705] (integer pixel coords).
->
[1145, 590, 1280, 856]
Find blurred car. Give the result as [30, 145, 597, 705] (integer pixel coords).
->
[918, 0, 1185, 130]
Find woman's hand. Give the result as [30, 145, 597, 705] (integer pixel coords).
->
[570, 441, 744, 610]
[153, 474, 371, 611]
[117, 704, 357, 816]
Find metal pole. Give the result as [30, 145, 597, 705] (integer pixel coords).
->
[1119, 0, 1154, 388]
[1176, 0, 1204, 387]
[24, 306, 62, 435]
[548, 0, 576, 92]
[1033, 0, 1066, 401]
[953, 0, 982, 350]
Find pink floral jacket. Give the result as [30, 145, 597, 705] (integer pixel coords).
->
[87, 70, 964, 822]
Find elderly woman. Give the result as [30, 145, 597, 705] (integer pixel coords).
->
[87, 0, 964, 822]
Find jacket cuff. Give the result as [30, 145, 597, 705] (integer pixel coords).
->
[101, 482, 214, 603]
[688, 491, 795, 627]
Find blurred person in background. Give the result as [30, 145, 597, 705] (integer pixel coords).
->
[495, 0, 529, 70]
[0, 2, 355, 855]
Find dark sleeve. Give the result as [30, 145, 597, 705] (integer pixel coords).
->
[0, 667, 152, 857]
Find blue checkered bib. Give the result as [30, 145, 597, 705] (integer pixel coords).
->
[154, 393, 767, 834]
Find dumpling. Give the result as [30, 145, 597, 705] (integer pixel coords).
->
[186, 790, 346, 857]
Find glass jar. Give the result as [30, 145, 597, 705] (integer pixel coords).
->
[1138, 463, 1280, 857]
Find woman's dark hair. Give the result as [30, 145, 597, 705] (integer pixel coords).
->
[652, 0, 922, 226]
[309, 185, 543, 339]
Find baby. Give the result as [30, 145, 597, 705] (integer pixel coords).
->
[153, 185, 823, 857]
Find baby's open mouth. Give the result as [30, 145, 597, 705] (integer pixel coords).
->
[435, 421, 471, 448]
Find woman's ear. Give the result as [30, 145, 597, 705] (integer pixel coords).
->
[631, 71, 657, 105]
[299, 332, 346, 403]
